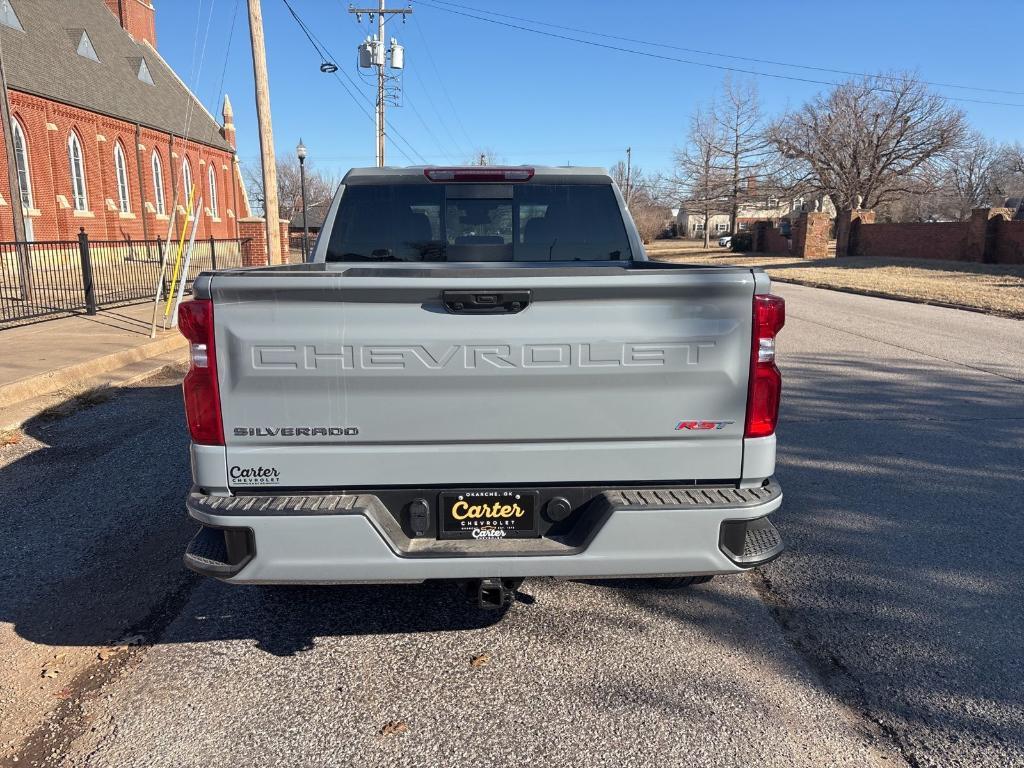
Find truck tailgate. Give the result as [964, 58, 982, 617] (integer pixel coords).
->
[211, 266, 755, 488]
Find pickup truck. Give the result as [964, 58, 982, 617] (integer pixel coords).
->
[179, 166, 785, 608]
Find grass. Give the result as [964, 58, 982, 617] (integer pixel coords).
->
[1, 429, 23, 446]
[646, 240, 1024, 319]
[36, 385, 116, 422]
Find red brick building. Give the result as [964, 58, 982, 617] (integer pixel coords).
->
[0, 0, 250, 243]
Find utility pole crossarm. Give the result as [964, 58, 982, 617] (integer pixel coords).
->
[348, 1, 412, 167]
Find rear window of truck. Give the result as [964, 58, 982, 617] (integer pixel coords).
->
[325, 183, 632, 262]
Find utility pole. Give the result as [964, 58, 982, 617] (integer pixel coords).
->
[624, 146, 632, 209]
[350, 2, 411, 167]
[247, 0, 282, 263]
[0, 19, 31, 297]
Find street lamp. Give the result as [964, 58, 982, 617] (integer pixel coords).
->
[296, 139, 309, 260]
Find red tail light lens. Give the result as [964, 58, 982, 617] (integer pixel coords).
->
[178, 299, 224, 446]
[745, 294, 785, 438]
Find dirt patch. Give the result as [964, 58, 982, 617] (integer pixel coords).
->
[646, 241, 1024, 319]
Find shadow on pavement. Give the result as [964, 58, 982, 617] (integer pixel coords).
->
[618, 352, 1024, 758]
[0, 376, 505, 655]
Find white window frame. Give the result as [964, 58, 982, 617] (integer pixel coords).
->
[208, 165, 218, 217]
[12, 117, 32, 210]
[67, 131, 88, 211]
[151, 151, 166, 216]
[716, 222, 729, 233]
[114, 142, 131, 213]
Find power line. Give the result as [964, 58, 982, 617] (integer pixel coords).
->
[427, 0, 1024, 99]
[408, 54, 469, 158]
[212, 0, 242, 112]
[417, 0, 1024, 109]
[279, 0, 426, 164]
[403, 88, 460, 159]
[409, 12, 475, 148]
[282, 0, 426, 163]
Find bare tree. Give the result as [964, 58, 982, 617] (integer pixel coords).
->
[711, 77, 771, 232]
[609, 160, 631, 203]
[608, 160, 670, 243]
[244, 157, 338, 220]
[939, 132, 1000, 220]
[670, 107, 731, 248]
[465, 149, 502, 166]
[768, 74, 967, 213]
[991, 142, 1024, 205]
[630, 204, 671, 244]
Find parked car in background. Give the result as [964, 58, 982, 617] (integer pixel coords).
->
[719, 234, 732, 248]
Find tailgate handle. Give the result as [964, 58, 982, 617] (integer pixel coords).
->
[442, 290, 531, 315]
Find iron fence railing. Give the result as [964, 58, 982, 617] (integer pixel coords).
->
[0, 233, 246, 329]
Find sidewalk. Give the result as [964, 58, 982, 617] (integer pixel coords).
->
[0, 302, 187, 427]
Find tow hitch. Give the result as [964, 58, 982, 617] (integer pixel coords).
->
[473, 578, 523, 610]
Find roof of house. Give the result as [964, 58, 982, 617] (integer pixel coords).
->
[0, 0, 231, 151]
[289, 199, 333, 230]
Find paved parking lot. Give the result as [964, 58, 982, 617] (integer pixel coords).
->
[1, 284, 1022, 767]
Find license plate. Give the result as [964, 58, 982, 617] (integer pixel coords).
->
[438, 490, 539, 540]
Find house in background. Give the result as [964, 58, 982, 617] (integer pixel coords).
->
[288, 198, 332, 253]
[676, 194, 836, 239]
[0, 0, 250, 242]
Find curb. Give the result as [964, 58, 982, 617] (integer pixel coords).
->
[770, 277, 1024, 321]
[0, 333, 187, 411]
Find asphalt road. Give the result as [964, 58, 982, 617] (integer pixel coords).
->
[2, 284, 1022, 768]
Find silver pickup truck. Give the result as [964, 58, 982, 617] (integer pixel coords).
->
[179, 166, 785, 608]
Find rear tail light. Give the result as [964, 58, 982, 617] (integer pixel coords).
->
[424, 167, 535, 182]
[178, 299, 224, 446]
[745, 294, 785, 438]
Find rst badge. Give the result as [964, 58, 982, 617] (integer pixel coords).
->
[675, 420, 734, 431]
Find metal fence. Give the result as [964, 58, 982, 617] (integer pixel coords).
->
[0, 235, 245, 329]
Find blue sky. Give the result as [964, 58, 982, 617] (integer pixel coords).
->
[157, 0, 1023, 180]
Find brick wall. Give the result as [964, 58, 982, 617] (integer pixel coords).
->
[279, 218, 291, 263]
[238, 218, 268, 267]
[0, 90, 244, 243]
[856, 222, 969, 261]
[753, 221, 790, 254]
[790, 212, 831, 259]
[103, 0, 157, 47]
[844, 208, 1021, 264]
[993, 218, 1024, 264]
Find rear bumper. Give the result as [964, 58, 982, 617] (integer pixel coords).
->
[184, 481, 783, 584]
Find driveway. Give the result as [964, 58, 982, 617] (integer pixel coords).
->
[1, 284, 1021, 767]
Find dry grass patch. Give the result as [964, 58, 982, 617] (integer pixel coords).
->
[646, 241, 1024, 318]
[36, 385, 116, 422]
[1, 429, 23, 446]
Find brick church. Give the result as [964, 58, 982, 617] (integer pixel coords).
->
[0, 0, 250, 242]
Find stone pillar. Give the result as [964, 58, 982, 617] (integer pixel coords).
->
[752, 221, 770, 253]
[238, 217, 269, 267]
[279, 219, 292, 263]
[836, 209, 875, 257]
[791, 211, 832, 259]
[966, 207, 1013, 263]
